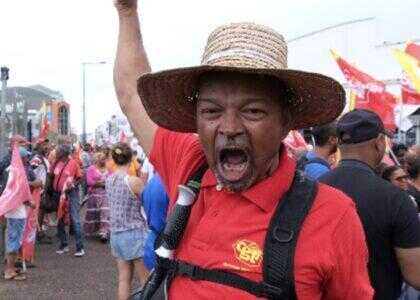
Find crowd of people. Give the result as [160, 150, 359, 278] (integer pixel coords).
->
[0, 135, 168, 295]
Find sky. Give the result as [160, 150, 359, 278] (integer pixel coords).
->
[0, 0, 419, 134]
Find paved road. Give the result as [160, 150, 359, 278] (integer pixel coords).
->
[0, 231, 121, 300]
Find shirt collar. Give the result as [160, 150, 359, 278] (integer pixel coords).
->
[306, 151, 319, 159]
[201, 144, 296, 213]
[338, 159, 375, 174]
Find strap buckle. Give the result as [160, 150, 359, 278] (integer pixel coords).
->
[273, 226, 294, 243]
[177, 262, 198, 279]
[257, 281, 285, 298]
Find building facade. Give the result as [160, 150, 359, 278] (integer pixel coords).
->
[0, 85, 71, 141]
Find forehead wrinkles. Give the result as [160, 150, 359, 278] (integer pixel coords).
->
[197, 72, 284, 110]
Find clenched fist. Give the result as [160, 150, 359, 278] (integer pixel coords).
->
[114, 0, 137, 13]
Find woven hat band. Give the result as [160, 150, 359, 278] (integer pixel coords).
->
[201, 48, 286, 69]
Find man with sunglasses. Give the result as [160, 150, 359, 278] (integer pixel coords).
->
[320, 109, 420, 300]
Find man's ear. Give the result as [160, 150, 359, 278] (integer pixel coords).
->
[374, 134, 386, 156]
[329, 136, 338, 145]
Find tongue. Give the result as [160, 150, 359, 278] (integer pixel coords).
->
[225, 152, 246, 164]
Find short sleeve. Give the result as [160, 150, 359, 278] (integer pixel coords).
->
[149, 128, 206, 208]
[325, 206, 374, 299]
[392, 192, 420, 248]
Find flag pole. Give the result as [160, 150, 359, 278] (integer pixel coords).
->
[388, 145, 401, 166]
[397, 96, 405, 144]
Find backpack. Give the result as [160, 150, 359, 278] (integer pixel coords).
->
[134, 166, 318, 300]
[0, 154, 12, 196]
[296, 154, 330, 172]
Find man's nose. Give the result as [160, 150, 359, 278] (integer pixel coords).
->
[218, 110, 245, 138]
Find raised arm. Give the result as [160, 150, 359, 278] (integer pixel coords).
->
[114, 0, 157, 155]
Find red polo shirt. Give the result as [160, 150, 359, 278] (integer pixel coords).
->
[150, 128, 373, 300]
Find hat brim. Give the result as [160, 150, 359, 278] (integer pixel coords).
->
[137, 65, 345, 132]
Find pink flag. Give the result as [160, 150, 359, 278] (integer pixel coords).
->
[21, 189, 41, 261]
[284, 130, 308, 150]
[0, 146, 32, 216]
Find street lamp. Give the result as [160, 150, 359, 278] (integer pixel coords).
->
[81, 61, 106, 144]
[0, 67, 10, 159]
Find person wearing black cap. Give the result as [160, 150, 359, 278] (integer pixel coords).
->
[320, 109, 420, 299]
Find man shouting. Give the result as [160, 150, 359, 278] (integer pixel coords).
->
[113, 1, 373, 299]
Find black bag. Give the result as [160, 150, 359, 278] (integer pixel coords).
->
[41, 160, 70, 213]
[0, 153, 11, 196]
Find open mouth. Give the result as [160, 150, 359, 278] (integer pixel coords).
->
[217, 147, 250, 182]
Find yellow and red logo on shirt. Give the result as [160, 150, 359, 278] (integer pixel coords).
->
[233, 240, 263, 268]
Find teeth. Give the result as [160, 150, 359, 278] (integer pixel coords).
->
[223, 162, 246, 172]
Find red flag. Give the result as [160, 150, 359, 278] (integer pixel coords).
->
[331, 50, 397, 131]
[0, 146, 32, 216]
[57, 194, 70, 225]
[36, 117, 49, 143]
[401, 73, 420, 104]
[406, 42, 420, 60]
[119, 130, 128, 143]
[21, 189, 41, 261]
[284, 130, 308, 150]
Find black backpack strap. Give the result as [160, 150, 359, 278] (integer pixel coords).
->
[185, 163, 208, 194]
[164, 171, 317, 300]
[263, 171, 318, 299]
[295, 155, 308, 171]
[173, 259, 283, 299]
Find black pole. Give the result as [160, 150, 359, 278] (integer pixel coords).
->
[27, 119, 32, 151]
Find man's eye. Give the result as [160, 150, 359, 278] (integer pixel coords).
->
[243, 108, 266, 115]
[245, 109, 263, 114]
[201, 108, 220, 114]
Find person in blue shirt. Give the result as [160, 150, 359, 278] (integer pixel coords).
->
[141, 174, 169, 271]
[298, 122, 338, 179]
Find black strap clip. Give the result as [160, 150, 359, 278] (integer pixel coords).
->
[177, 262, 198, 279]
[256, 281, 285, 299]
[273, 226, 294, 243]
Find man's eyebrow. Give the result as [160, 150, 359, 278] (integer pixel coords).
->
[198, 97, 270, 104]
[197, 97, 218, 104]
[241, 98, 271, 104]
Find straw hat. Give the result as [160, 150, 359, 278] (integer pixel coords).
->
[138, 22, 345, 132]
